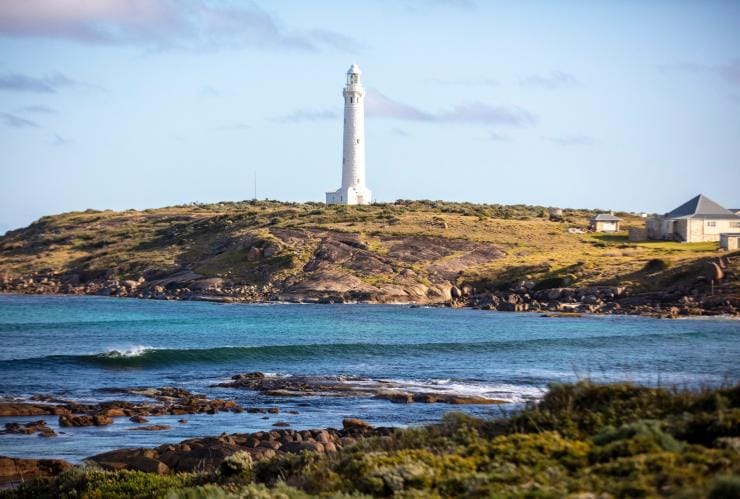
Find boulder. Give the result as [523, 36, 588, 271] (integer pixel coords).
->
[90, 449, 169, 474]
[282, 441, 324, 453]
[375, 390, 413, 403]
[59, 415, 94, 427]
[0, 403, 70, 417]
[262, 244, 280, 257]
[0, 456, 72, 486]
[342, 418, 373, 430]
[247, 247, 263, 261]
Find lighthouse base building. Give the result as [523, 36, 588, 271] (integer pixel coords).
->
[326, 186, 372, 205]
[327, 64, 372, 205]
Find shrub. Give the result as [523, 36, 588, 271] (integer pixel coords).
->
[643, 258, 669, 272]
[219, 451, 254, 479]
[590, 420, 683, 462]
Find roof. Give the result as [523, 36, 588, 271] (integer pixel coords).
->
[591, 213, 622, 221]
[664, 194, 739, 220]
[347, 64, 362, 74]
[721, 233, 740, 237]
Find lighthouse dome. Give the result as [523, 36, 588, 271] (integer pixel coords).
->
[347, 64, 362, 75]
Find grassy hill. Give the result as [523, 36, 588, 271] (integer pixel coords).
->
[0, 200, 736, 306]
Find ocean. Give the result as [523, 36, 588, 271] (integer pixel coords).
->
[0, 294, 738, 462]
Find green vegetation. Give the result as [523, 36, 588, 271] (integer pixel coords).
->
[5, 382, 739, 498]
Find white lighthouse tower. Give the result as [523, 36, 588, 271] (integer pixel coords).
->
[326, 64, 372, 205]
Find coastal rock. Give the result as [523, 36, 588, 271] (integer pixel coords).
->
[375, 390, 413, 404]
[2, 420, 56, 437]
[0, 456, 72, 486]
[129, 425, 171, 431]
[218, 373, 505, 405]
[89, 449, 169, 474]
[0, 403, 70, 417]
[343, 418, 373, 430]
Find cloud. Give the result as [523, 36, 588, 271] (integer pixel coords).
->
[52, 133, 70, 145]
[17, 104, 57, 114]
[659, 59, 740, 86]
[489, 132, 510, 142]
[719, 60, 740, 85]
[213, 122, 251, 131]
[548, 135, 594, 146]
[0, 112, 40, 128]
[366, 90, 433, 121]
[438, 102, 535, 126]
[366, 89, 535, 127]
[272, 108, 339, 124]
[198, 85, 220, 97]
[0, 0, 358, 52]
[392, 128, 410, 137]
[0, 72, 86, 93]
[520, 70, 579, 89]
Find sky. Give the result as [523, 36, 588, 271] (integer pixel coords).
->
[1, 0, 739, 233]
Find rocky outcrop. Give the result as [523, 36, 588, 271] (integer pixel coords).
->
[87, 424, 393, 475]
[0, 403, 70, 417]
[0, 456, 72, 486]
[2, 387, 243, 427]
[458, 277, 738, 317]
[215, 373, 506, 405]
[2, 420, 56, 437]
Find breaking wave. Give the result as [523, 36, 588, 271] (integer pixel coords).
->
[0, 328, 723, 369]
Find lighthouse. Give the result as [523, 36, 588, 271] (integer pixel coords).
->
[326, 64, 372, 205]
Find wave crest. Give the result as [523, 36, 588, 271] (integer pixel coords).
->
[99, 345, 154, 358]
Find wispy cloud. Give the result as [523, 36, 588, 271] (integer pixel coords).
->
[520, 70, 580, 89]
[489, 132, 510, 142]
[213, 122, 251, 131]
[366, 90, 433, 121]
[366, 89, 535, 127]
[0, 72, 89, 94]
[548, 135, 594, 146]
[17, 104, 56, 114]
[659, 59, 740, 86]
[198, 85, 220, 97]
[0, 0, 358, 52]
[52, 133, 71, 145]
[0, 112, 40, 128]
[272, 108, 339, 124]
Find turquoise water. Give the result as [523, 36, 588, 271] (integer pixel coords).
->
[0, 294, 738, 461]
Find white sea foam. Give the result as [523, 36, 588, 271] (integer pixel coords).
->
[100, 345, 154, 358]
[374, 378, 545, 404]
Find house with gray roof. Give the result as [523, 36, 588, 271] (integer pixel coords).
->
[590, 212, 622, 232]
[646, 194, 740, 242]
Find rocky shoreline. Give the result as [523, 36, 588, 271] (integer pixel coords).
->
[0, 417, 388, 486]
[1, 270, 737, 318]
